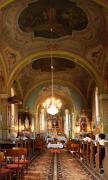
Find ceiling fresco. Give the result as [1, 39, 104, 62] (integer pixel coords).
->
[16, 58, 91, 98]
[0, 0, 108, 112]
[24, 83, 84, 110]
[32, 58, 76, 72]
[18, 0, 88, 38]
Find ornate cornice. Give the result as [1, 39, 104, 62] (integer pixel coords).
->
[0, 94, 9, 99]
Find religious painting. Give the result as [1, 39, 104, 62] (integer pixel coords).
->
[78, 109, 89, 133]
[3, 47, 21, 72]
[47, 119, 52, 129]
[87, 45, 105, 71]
[52, 116, 58, 128]
[18, 0, 88, 38]
[47, 115, 59, 129]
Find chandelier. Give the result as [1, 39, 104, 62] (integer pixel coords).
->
[42, 29, 62, 115]
[43, 97, 62, 115]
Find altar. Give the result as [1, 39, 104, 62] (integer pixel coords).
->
[47, 142, 63, 149]
[46, 135, 67, 143]
[47, 114, 63, 134]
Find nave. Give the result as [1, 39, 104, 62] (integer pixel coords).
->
[24, 150, 96, 180]
[1, 0, 108, 180]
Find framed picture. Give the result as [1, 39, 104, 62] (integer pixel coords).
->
[52, 116, 58, 128]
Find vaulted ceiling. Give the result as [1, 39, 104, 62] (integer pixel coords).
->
[0, 0, 108, 112]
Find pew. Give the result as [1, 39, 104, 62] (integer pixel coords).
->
[16, 139, 37, 159]
[89, 141, 97, 168]
[95, 143, 105, 173]
[82, 141, 86, 160]
[66, 140, 73, 151]
[35, 139, 46, 152]
[67, 139, 107, 178]
[103, 144, 108, 179]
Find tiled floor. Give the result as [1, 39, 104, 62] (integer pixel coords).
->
[24, 150, 97, 180]
[24, 152, 53, 180]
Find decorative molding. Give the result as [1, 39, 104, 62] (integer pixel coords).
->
[0, 94, 9, 99]
[0, 0, 15, 9]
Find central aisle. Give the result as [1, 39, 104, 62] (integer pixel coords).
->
[57, 151, 95, 180]
[24, 150, 96, 180]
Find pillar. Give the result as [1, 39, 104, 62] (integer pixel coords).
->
[99, 94, 108, 134]
[0, 94, 9, 140]
[35, 111, 40, 134]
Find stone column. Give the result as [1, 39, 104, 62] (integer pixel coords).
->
[99, 94, 108, 134]
[72, 111, 77, 138]
[0, 94, 9, 140]
[35, 111, 40, 134]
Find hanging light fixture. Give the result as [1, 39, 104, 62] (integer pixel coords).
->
[43, 97, 62, 115]
[42, 4, 62, 115]
[46, 28, 58, 115]
[42, 28, 62, 115]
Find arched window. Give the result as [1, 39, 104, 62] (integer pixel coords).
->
[95, 87, 99, 123]
[40, 109, 45, 131]
[64, 109, 70, 138]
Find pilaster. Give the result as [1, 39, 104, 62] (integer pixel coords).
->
[99, 94, 108, 134]
[0, 94, 9, 140]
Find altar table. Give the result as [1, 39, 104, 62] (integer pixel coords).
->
[47, 143, 63, 149]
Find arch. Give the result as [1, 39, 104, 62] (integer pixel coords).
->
[15, 80, 23, 98]
[29, 84, 79, 122]
[93, 0, 108, 10]
[7, 50, 104, 92]
[22, 80, 86, 120]
[23, 79, 86, 107]
[0, 0, 15, 9]
[102, 53, 108, 74]
[0, 54, 8, 92]
[35, 90, 74, 111]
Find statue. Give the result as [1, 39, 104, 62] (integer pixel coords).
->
[80, 117, 87, 132]
[25, 116, 30, 130]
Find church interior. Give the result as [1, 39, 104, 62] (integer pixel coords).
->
[0, 0, 108, 179]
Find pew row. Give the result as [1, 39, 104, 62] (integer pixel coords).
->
[67, 139, 108, 179]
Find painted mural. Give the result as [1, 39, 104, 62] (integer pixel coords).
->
[3, 47, 21, 72]
[18, 0, 88, 38]
[24, 84, 84, 110]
